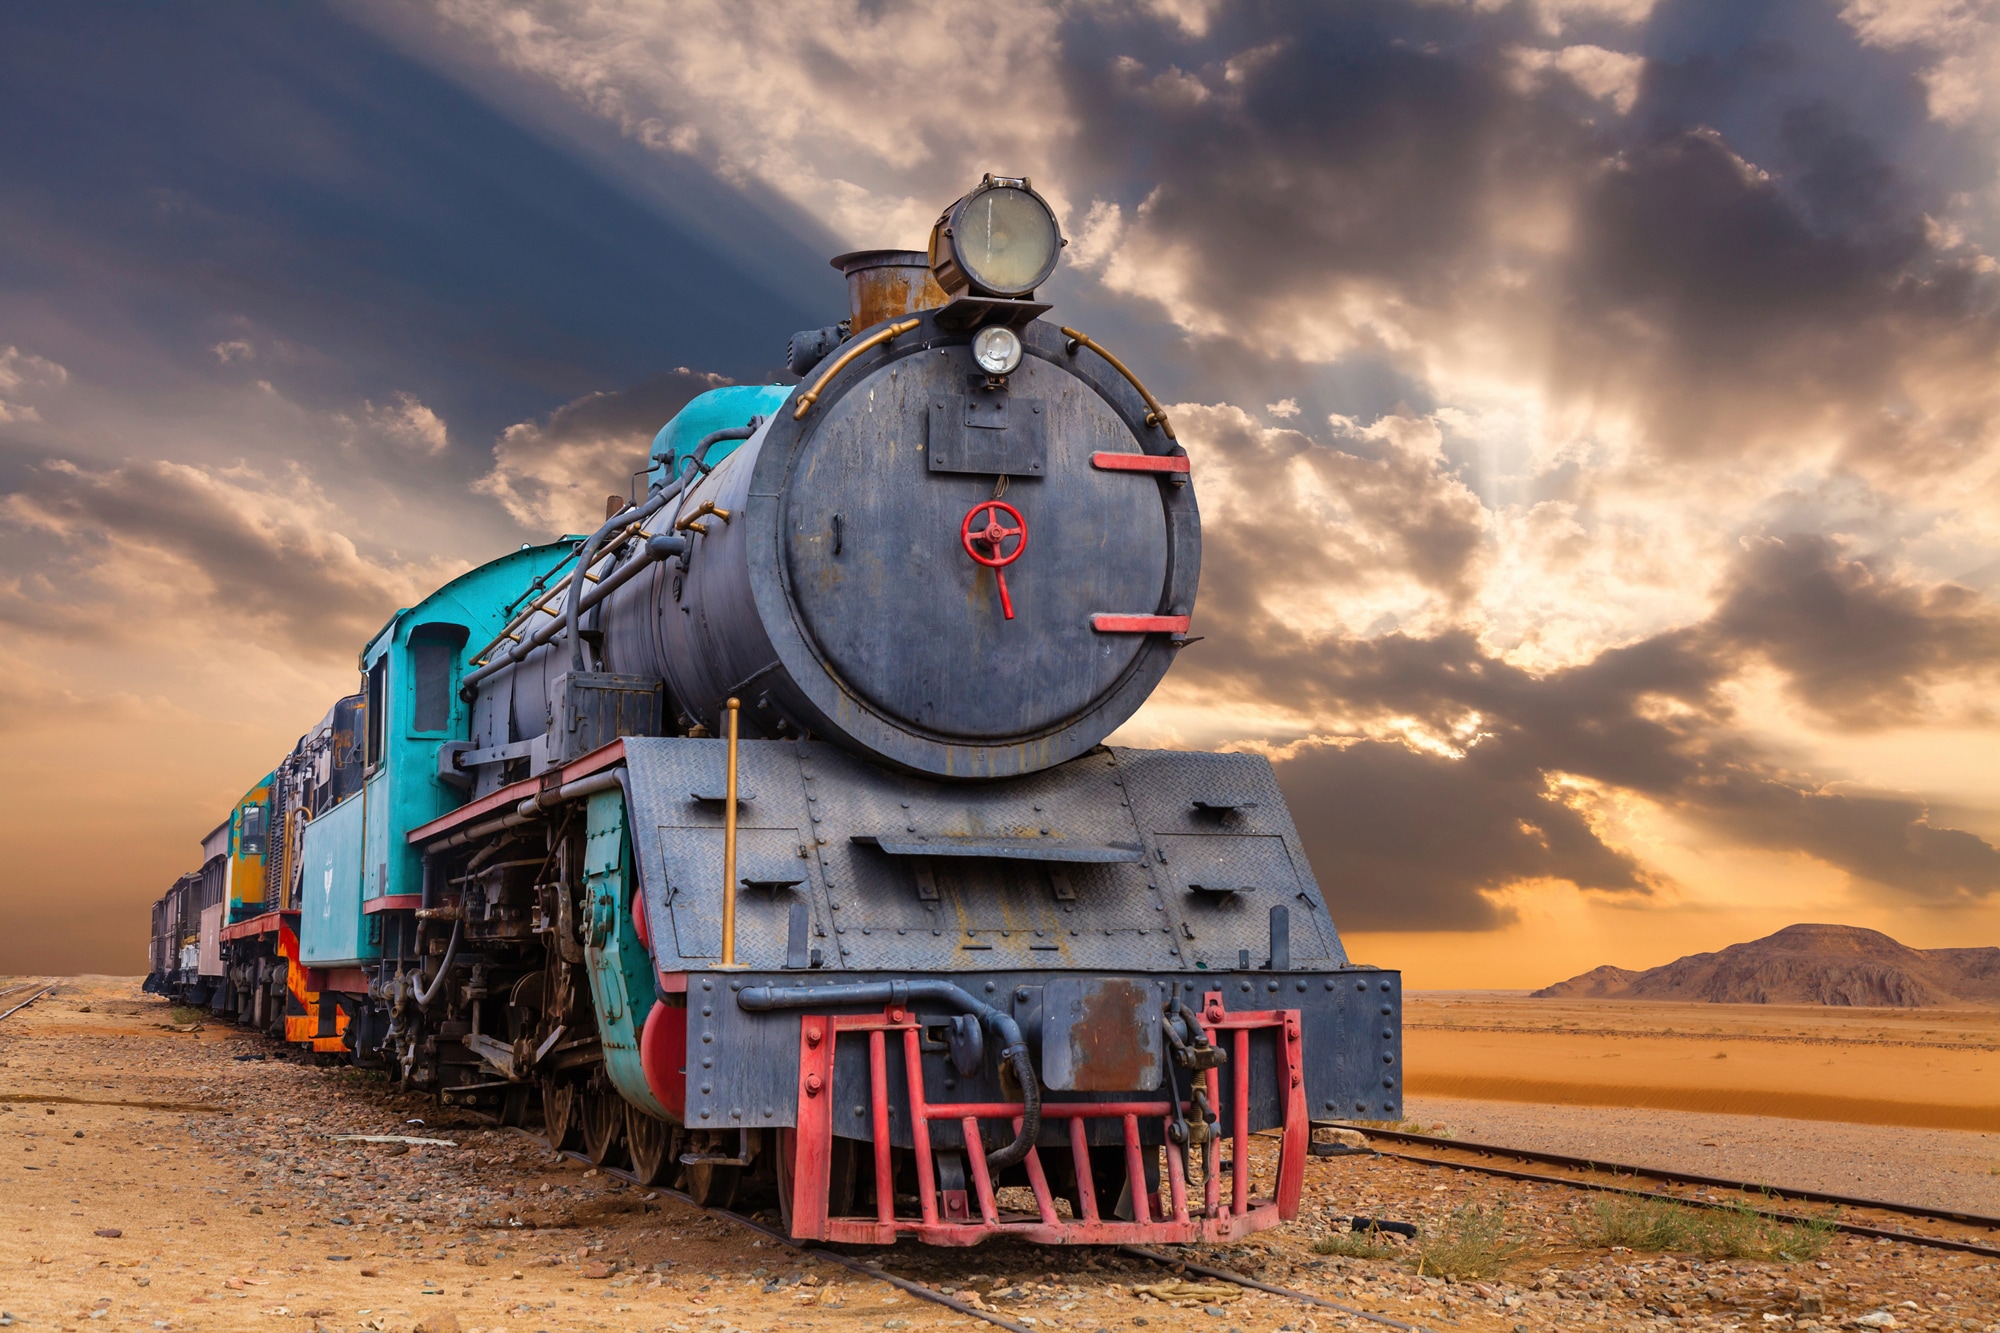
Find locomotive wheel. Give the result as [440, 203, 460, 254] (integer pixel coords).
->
[581, 1088, 626, 1168]
[684, 1158, 741, 1209]
[625, 1105, 679, 1187]
[775, 1129, 795, 1233]
[542, 1079, 582, 1152]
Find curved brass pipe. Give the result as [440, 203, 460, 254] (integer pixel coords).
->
[792, 317, 921, 419]
[1060, 326, 1177, 441]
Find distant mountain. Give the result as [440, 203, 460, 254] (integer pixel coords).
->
[1533, 924, 2000, 1007]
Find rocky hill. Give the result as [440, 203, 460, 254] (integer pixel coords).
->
[1533, 923, 2000, 1006]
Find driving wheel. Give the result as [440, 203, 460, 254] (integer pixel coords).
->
[684, 1154, 741, 1209]
[626, 1104, 679, 1187]
[581, 1087, 626, 1168]
[541, 1079, 582, 1152]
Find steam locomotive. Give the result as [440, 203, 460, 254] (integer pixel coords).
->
[146, 177, 1402, 1245]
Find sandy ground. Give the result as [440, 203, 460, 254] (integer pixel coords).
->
[3, 979, 1999, 1333]
[1399, 1098, 2000, 1219]
[1403, 994, 2000, 1133]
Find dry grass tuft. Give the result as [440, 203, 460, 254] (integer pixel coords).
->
[1581, 1196, 1835, 1262]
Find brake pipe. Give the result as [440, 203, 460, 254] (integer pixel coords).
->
[737, 979, 1041, 1171]
[422, 769, 624, 854]
[459, 472, 692, 700]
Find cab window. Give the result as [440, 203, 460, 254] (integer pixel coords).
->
[407, 624, 468, 735]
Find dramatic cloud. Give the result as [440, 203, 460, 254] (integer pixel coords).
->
[0, 346, 67, 423]
[477, 368, 732, 531]
[7, 1, 2000, 974]
[2, 458, 454, 659]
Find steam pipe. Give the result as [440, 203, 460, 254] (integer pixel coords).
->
[459, 472, 693, 700]
[682, 425, 756, 477]
[413, 920, 460, 1010]
[567, 484, 681, 671]
[737, 979, 1041, 1172]
[422, 769, 624, 854]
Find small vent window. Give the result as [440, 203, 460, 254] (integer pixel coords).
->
[364, 657, 386, 769]
[412, 640, 453, 732]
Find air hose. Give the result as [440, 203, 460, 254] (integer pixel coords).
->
[737, 979, 1041, 1172]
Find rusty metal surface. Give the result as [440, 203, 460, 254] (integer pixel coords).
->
[831, 249, 948, 332]
[1041, 977, 1162, 1091]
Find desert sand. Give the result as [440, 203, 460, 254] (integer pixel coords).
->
[4, 979, 1999, 1333]
[1404, 991, 2000, 1133]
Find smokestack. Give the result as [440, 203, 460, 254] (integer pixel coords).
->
[830, 249, 948, 332]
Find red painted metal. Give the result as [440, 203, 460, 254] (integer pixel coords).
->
[639, 1001, 687, 1119]
[362, 894, 424, 915]
[1090, 451, 1190, 474]
[783, 995, 1307, 1246]
[220, 909, 294, 943]
[1091, 614, 1192, 634]
[960, 500, 1026, 621]
[632, 891, 650, 949]
[306, 966, 369, 995]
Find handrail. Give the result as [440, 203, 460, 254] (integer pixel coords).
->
[1060, 326, 1177, 441]
[793, 318, 920, 419]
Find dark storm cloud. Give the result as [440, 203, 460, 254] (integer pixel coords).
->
[1202, 591, 2000, 929]
[1279, 738, 1663, 931]
[1057, 0, 2000, 463]
[1710, 534, 2000, 726]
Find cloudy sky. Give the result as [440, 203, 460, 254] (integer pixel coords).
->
[5, 0, 1999, 982]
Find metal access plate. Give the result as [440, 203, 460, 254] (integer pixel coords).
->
[927, 394, 1048, 475]
[1152, 834, 1300, 896]
[1041, 976, 1161, 1091]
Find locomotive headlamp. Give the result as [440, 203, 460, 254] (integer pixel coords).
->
[972, 325, 1024, 376]
[929, 175, 1064, 298]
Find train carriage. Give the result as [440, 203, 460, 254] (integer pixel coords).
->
[144, 177, 1402, 1246]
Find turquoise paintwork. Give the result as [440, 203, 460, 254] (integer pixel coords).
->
[581, 789, 668, 1117]
[647, 385, 793, 485]
[298, 790, 371, 966]
[297, 539, 578, 968]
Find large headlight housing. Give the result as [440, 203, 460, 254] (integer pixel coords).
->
[929, 176, 1064, 299]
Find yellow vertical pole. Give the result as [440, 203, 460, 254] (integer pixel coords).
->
[719, 697, 743, 968]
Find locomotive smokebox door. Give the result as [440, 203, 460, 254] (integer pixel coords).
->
[768, 321, 1195, 761]
[1041, 976, 1162, 1092]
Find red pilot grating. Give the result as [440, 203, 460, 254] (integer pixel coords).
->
[786, 992, 1308, 1245]
[1091, 452, 1191, 474]
[1091, 614, 1192, 634]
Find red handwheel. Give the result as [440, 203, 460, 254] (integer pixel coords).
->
[960, 500, 1027, 620]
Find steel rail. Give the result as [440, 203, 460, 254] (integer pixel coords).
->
[0, 984, 55, 1022]
[1118, 1245, 1436, 1333]
[505, 1127, 1035, 1333]
[507, 1125, 1436, 1333]
[1339, 1131, 2000, 1259]
[1348, 1127, 2000, 1230]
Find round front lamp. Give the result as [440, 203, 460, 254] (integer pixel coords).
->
[972, 325, 1024, 376]
[929, 176, 1064, 299]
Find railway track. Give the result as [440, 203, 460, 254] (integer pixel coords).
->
[0, 981, 54, 1022]
[507, 1125, 1443, 1333]
[1339, 1126, 2000, 1259]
